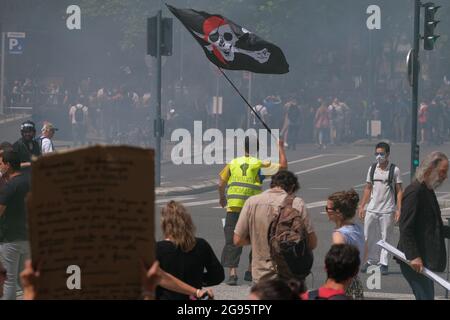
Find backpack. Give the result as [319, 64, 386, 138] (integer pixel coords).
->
[37, 136, 44, 152]
[74, 104, 85, 123]
[369, 162, 397, 203]
[307, 289, 350, 300]
[268, 194, 313, 280]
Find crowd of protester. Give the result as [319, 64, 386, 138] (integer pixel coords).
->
[5, 74, 450, 151]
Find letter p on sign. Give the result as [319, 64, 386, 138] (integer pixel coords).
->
[8, 39, 18, 51]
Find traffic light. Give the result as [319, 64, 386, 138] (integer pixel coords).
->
[423, 2, 440, 50]
[413, 144, 420, 168]
[147, 16, 173, 57]
[161, 18, 173, 56]
[147, 16, 157, 56]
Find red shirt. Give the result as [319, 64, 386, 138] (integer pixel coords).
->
[301, 287, 346, 300]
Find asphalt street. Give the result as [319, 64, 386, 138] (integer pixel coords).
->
[2, 119, 449, 299]
[157, 142, 450, 300]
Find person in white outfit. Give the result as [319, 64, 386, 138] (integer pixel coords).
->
[39, 122, 58, 154]
[358, 142, 403, 275]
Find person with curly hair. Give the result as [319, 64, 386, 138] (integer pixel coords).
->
[326, 189, 365, 299]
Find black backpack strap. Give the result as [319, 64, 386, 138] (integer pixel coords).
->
[37, 136, 43, 150]
[388, 163, 397, 204]
[388, 163, 396, 186]
[369, 163, 377, 185]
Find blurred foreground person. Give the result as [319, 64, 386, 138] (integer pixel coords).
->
[0, 261, 6, 298]
[301, 244, 360, 300]
[0, 151, 30, 300]
[248, 278, 304, 300]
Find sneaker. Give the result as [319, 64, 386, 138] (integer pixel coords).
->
[226, 275, 238, 286]
[380, 265, 389, 275]
[244, 271, 252, 282]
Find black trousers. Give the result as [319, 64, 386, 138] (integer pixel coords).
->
[400, 262, 435, 300]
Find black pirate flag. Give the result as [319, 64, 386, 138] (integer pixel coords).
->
[167, 5, 289, 74]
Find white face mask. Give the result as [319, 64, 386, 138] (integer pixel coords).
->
[376, 154, 386, 164]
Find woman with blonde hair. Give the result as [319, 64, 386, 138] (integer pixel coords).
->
[156, 201, 224, 300]
[326, 189, 365, 299]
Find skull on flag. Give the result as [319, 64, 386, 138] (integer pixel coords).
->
[202, 16, 238, 64]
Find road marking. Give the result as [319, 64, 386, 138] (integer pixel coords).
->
[180, 199, 219, 207]
[306, 201, 327, 209]
[288, 154, 325, 165]
[324, 153, 365, 157]
[155, 196, 198, 204]
[294, 155, 365, 175]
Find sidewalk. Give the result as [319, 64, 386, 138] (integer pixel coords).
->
[0, 113, 29, 124]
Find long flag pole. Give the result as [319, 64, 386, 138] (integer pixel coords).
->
[217, 67, 276, 139]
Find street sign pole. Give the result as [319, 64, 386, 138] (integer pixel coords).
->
[368, 29, 373, 141]
[411, 0, 421, 181]
[155, 10, 162, 187]
[247, 73, 252, 129]
[0, 32, 6, 115]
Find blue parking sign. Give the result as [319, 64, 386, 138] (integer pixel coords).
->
[7, 32, 26, 54]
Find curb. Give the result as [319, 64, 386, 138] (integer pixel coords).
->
[156, 179, 218, 197]
[0, 114, 29, 124]
[352, 139, 392, 147]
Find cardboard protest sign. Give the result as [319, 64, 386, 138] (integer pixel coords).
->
[28, 146, 155, 299]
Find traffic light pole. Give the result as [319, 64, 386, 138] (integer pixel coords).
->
[410, 0, 421, 182]
[155, 10, 162, 187]
[368, 29, 373, 141]
[0, 32, 5, 115]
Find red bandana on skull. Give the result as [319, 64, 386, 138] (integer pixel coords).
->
[202, 16, 238, 65]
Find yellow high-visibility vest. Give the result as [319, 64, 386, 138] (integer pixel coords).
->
[226, 156, 262, 209]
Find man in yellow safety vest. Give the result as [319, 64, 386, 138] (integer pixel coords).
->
[219, 136, 287, 285]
